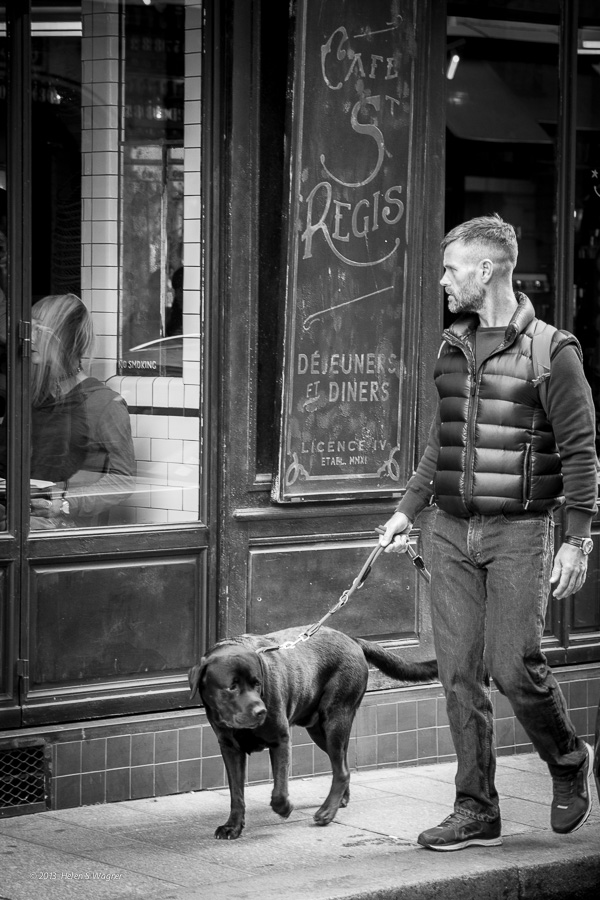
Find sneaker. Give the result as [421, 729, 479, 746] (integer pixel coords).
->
[417, 812, 502, 851]
[551, 742, 594, 834]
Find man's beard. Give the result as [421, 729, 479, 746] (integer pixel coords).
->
[447, 275, 485, 315]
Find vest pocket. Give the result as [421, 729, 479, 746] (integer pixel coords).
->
[522, 443, 532, 509]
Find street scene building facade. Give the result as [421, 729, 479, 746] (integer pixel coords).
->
[0, 0, 598, 816]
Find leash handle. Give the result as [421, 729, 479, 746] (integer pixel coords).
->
[354, 541, 385, 590]
[376, 525, 431, 583]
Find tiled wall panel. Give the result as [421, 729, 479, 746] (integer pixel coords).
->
[4, 668, 592, 812]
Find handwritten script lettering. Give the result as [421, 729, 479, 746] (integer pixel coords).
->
[274, 1, 415, 501]
[300, 21, 407, 265]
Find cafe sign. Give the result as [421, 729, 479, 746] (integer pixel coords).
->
[274, 0, 418, 502]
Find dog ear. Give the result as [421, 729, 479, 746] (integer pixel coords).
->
[188, 658, 207, 702]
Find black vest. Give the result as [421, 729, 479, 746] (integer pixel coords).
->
[433, 297, 569, 517]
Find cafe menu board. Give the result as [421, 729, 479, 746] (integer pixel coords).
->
[273, 0, 418, 502]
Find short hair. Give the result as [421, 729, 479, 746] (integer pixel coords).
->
[441, 214, 518, 269]
[31, 293, 94, 406]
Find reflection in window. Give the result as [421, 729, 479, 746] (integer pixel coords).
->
[445, 6, 559, 327]
[256, 1, 288, 476]
[24, 0, 202, 529]
[26, 294, 136, 530]
[31, 14, 82, 301]
[0, 11, 6, 532]
[119, 0, 184, 372]
[573, 12, 600, 455]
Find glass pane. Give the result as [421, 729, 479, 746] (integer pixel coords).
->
[0, 11, 6, 532]
[445, 4, 559, 327]
[256, 2, 287, 476]
[27, 1, 202, 531]
[33, 557, 198, 686]
[573, 9, 600, 456]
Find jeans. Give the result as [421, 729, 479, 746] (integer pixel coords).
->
[431, 508, 587, 822]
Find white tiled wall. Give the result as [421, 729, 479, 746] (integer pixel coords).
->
[81, 0, 120, 386]
[81, 0, 202, 525]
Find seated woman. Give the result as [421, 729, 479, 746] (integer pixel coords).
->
[0, 293, 136, 529]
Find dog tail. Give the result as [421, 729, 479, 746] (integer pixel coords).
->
[355, 639, 438, 683]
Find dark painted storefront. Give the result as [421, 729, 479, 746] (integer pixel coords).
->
[0, 0, 598, 816]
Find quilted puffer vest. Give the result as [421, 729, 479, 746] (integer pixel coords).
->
[433, 295, 571, 517]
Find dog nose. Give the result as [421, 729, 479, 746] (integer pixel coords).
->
[252, 702, 267, 724]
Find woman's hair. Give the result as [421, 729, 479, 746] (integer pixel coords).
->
[31, 293, 94, 406]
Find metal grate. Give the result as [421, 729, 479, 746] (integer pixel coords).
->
[0, 743, 48, 817]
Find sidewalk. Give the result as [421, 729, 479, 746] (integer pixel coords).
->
[0, 752, 598, 900]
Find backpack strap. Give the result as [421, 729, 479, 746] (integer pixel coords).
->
[530, 319, 580, 413]
[530, 319, 556, 409]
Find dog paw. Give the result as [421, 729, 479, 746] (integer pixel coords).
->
[271, 796, 293, 819]
[313, 805, 337, 826]
[215, 823, 244, 840]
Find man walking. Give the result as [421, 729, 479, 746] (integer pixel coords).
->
[380, 214, 597, 851]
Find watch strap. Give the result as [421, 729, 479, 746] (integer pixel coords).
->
[565, 535, 593, 554]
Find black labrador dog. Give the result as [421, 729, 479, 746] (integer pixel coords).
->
[189, 626, 438, 839]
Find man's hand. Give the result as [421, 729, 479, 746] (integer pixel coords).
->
[379, 511, 413, 554]
[550, 542, 589, 599]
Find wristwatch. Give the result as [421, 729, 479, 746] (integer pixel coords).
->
[565, 535, 594, 555]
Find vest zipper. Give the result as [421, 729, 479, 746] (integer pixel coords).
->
[465, 360, 478, 511]
[523, 442, 532, 509]
[443, 331, 477, 512]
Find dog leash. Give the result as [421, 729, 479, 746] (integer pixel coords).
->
[258, 527, 430, 654]
[375, 525, 431, 584]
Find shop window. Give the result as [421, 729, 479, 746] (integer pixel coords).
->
[255, 0, 288, 476]
[119, 1, 185, 368]
[445, 3, 560, 327]
[446, 1, 600, 454]
[0, 13, 6, 532]
[19, 0, 203, 530]
[574, 6, 600, 453]
[566, 0, 600, 656]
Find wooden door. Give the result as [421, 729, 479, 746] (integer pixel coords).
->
[217, 0, 446, 680]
